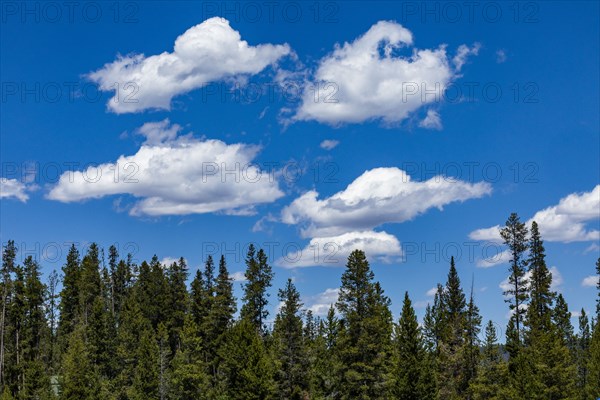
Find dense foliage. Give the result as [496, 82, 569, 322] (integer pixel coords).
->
[0, 214, 598, 399]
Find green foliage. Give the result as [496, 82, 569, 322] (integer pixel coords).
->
[240, 246, 274, 334]
[0, 235, 596, 400]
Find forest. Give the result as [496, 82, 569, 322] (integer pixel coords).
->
[0, 212, 599, 400]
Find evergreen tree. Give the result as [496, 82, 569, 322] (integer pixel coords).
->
[463, 285, 482, 392]
[393, 291, 428, 399]
[273, 279, 309, 399]
[219, 319, 276, 399]
[60, 325, 100, 400]
[57, 245, 80, 350]
[0, 241, 17, 390]
[336, 250, 393, 399]
[21, 256, 52, 399]
[166, 257, 188, 353]
[470, 321, 509, 400]
[169, 316, 209, 399]
[526, 221, 555, 336]
[577, 309, 591, 399]
[438, 257, 468, 399]
[500, 213, 529, 346]
[240, 246, 274, 334]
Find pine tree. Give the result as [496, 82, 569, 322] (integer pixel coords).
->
[470, 321, 509, 400]
[438, 257, 468, 399]
[576, 309, 591, 399]
[219, 319, 276, 399]
[60, 325, 100, 400]
[500, 213, 529, 346]
[336, 250, 393, 399]
[58, 245, 80, 351]
[526, 221, 554, 336]
[21, 256, 52, 398]
[394, 291, 428, 399]
[0, 240, 17, 390]
[553, 294, 575, 349]
[273, 279, 309, 399]
[169, 316, 209, 399]
[240, 246, 274, 334]
[128, 325, 159, 400]
[463, 285, 482, 393]
[166, 257, 188, 353]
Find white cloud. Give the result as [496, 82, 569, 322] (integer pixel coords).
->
[453, 43, 481, 71]
[47, 120, 284, 216]
[419, 109, 443, 130]
[230, 271, 247, 282]
[320, 139, 340, 150]
[426, 287, 437, 297]
[160, 257, 181, 267]
[476, 249, 511, 268]
[500, 265, 564, 294]
[582, 275, 599, 288]
[276, 230, 402, 268]
[305, 288, 339, 316]
[0, 178, 29, 202]
[89, 17, 291, 113]
[584, 243, 600, 254]
[293, 21, 477, 125]
[496, 49, 507, 63]
[282, 167, 491, 238]
[470, 185, 600, 243]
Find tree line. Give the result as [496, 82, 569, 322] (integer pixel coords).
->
[0, 212, 599, 399]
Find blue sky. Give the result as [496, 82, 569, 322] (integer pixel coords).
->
[1, 1, 599, 335]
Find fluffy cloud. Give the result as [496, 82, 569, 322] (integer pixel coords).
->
[282, 167, 491, 238]
[89, 17, 291, 113]
[453, 43, 481, 71]
[47, 120, 284, 216]
[582, 275, 599, 288]
[419, 109, 443, 130]
[276, 230, 402, 268]
[292, 20, 478, 125]
[320, 139, 340, 150]
[305, 288, 339, 316]
[500, 266, 563, 294]
[0, 178, 29, 202]
[476, 249, 511, 268]
[230, 271, 247, 282]
[470, 185, 600, 243]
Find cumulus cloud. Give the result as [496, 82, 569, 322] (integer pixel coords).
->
[320, 139, 340, 150]
[89, 17, 291, 113]
[500, 266, 564, 294]
[426, 287, 438, 297]
[292, 21, 478, 126]
[282, 167, 491, 238]
[582, 275, 599, 288]
[419, 109, 443, 130]
[276, 230, 402, 268]
[453, 43, 481, 71]
[470, 185, 600, 243]
[47, 120, 284, 216]
[305, 288, 339, 316]
[0, 178, 29, 202]
[476, 249, 511, 268]
[230, 271, 247, 282]
[496, 49, 507, 63]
